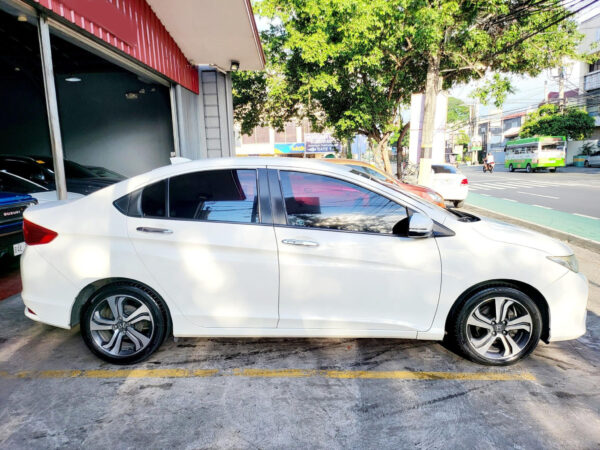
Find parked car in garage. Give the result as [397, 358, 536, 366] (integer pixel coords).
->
[0, 170, 83, 204]
[0, 155, 122, 195]
[85, 166, 126, 180]
[583, 150, 600, 168]
[427, 164, 469, 208]
[21, 158, 587, 366]
[0, 191, 36, 259]
[326, 158, 446, 208]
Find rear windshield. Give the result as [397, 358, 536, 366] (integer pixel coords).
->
[432, 165, 458, 174]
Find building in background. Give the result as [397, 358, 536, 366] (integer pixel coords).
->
[236, 122, 342, 158]
[0, 0, 264, 198]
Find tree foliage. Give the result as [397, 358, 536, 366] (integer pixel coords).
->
[447, 97, 469, 124]
[520, 104, 595, 141]
[234, 0, 584, 173]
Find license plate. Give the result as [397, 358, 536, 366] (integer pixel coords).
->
[13, 242, 25, 256]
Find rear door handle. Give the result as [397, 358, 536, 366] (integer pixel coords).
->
[136, 227, 173, 234]
[281, 239, 319, 247]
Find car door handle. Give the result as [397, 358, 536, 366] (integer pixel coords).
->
[136, 227, 173, 234]
[281, 239, 319, 247]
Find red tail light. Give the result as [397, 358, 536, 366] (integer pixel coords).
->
[461, 178, 469, 185]
[23, 219, 57, 245]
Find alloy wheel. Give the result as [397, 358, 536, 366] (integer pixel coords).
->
[465, 297, 533, 361]
[89, 295, 154, 357]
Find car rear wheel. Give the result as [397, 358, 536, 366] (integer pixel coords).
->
[81, 284, 167, 364]
[453, 200, 465, 208]
[449, 287, 542, 365]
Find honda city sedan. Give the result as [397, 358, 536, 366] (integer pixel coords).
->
[21, 158, 587, 365]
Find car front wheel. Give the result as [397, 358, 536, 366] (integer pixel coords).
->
[81, 284, 167, 364]
[449, 287, 542, 365]
[509, 164, 514, 172]
[526, 163, 532, 173]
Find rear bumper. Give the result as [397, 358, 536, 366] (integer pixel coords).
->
[440, 186, 468, 202]
[20, 246, 76, 329]
[544, 270, 588, 342]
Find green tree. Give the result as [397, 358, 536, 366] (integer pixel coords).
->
[236, 0, 584, 174]
[520, 104, 595, 141]
[447, 97, 469, 125]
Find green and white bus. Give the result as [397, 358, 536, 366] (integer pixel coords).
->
[504, 136, 566, 173]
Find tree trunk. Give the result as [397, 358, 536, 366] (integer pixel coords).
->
[417, 53, 442, 186]
[396, 122, 410, 178]
[372, 134, 392, 174]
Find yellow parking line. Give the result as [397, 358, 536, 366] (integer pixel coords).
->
[0, 368, 535, 381]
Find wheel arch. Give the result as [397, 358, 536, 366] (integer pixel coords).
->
[444, 279, 550, 343]
[70, 278, 173, 338]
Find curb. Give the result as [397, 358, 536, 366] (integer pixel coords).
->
[462, 204, 600, 254]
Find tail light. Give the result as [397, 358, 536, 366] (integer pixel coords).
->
[461, 178, 469, 185]
[23, 219, 57, 245]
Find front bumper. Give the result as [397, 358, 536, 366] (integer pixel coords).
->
[544, 270, 588, 342]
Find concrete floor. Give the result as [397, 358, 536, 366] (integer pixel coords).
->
[1, 245, 599, 449]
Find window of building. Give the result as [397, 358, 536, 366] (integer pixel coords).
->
[589, 59, 600, 73]
[279, 171, 407, 234]
[169, 169, 259, 223]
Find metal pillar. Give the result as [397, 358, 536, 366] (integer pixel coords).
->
[38, 15, 67, 200]
[170, 85, 181, 157]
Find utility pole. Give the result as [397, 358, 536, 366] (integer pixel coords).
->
[558, 61, 565, 112]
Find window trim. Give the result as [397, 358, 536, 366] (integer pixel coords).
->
[273, 168, 410, 236]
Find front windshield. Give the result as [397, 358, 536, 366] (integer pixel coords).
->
[0, 170, 48, 193]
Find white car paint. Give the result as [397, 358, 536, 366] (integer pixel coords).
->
[426, 164, 469, 202]
[29, 190, 84, 204]
[21, 158, 587, 345]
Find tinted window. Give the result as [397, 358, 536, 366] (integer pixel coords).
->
[0, 159, 48, 183]
[432, 165, 458, 174]
[141, 180, 166, 217]
[169, 170, 259, 223]
[279, 171, 407, 234]
[0, 171, 47, 193]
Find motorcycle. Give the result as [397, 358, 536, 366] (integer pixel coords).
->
[483, 161, 495, 173]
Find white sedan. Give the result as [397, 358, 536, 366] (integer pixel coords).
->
[21, 158, 587, 365]
[427, 164, 469, 208]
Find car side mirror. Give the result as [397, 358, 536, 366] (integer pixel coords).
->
[408, 212, 433, 238]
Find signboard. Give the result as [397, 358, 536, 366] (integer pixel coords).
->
[305, 133, 341, 153]
[471, 137, 482, 151]
[274, 143, 305, 154]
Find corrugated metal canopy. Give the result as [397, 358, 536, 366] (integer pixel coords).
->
[146, 0, 265, 71]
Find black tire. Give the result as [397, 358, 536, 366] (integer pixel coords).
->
[81, 283, 168, 365]
[453, 200, 465, 208]
[526, 163, 532, 173]
[509, 164, 514, 172]
[549, 167, 556, 173]
[584, 160, 589, 168]
[448, 286, 542, 366]
[483, 166, 486, 173]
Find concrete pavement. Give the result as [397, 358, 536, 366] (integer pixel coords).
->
[1, 244, 599, 449]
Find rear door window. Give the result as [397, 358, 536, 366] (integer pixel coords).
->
[169, 169, 259, 223]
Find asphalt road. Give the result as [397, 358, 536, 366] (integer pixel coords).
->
[462, 164, 600, 218]
[1, 244, 599, 449]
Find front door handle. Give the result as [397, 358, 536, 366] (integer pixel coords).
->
[281, 239, 319, 247]
[136, 226, 173, 234]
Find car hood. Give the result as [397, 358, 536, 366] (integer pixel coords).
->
[470, 217, 573, 256]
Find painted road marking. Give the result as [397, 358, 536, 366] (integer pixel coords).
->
[574, 213, 600, 220]
[502, 198, 517, 202]
[0, 368, 536, 381]
[533, 204, 553, 209]
[517, 191, 559, 199]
